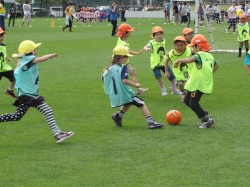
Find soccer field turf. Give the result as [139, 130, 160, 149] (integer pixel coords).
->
[0, 18, 250, 186]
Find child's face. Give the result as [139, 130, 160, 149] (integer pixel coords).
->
[174, 41, 186, 53]
[154, 32, 163, 41]
[240, 18, 246, 23]
[124, 31, 131, 38]
[120, 56, 129, 64]
[184, 32, 193, 43]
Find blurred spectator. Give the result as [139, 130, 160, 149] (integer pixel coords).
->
[8, 2, 16, 27]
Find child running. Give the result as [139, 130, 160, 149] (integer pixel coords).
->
[165, 36, 193, 102]
[0, 40, 74, 143]
[116, 23, 148, 96]
[0, 27, 16, 98]
[143, 26, 181, 96]
[102, 45, 164, 129]
[236, 14, 249, 57]
[173, 34, 219, 128]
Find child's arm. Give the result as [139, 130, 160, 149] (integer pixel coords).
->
[173, 57, 195, 68]
[33, 53, 58, 63]
[143, 43, 152, 52]
[129, 49, 144, 55]
[122, 78, 140, 88]
[213, 62, 219, 73]
[164, 56, 171, 78]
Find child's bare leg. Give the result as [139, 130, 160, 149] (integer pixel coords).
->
[157, 78, 167, 96]
[170, 79, 181, 95]
[9, 81, 15, 90]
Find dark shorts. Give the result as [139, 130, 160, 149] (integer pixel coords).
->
[0, 70, 15, 82]
[153, 66, 175, 81]
[13, 95, 45, 107]
[124, 96, 144, 107]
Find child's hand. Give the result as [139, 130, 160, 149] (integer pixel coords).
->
[137, 49, 144, 54]
[135, 83, 141, 88]
[143, 46, 151, 52]
[173, 60, 179, 68]
[51, 53, 58, 59]
[165, 71, 170, 78]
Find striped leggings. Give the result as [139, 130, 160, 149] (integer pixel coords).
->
[0, 102, 60, 136]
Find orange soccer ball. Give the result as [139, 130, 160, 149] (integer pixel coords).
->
[166, 110, 182, 125]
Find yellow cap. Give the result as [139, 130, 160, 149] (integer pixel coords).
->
[113, 45, 133, 57]
[13, 40, 41, 57]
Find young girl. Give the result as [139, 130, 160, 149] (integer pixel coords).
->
[0, 40, 74, 143]
[116, 23, 148, 96]
[236, 14, 249, 57]
[165, 36, 193, 102]
[173, 34, 219, 128]
[182, 28, 194, 44]
[244, 49, 250, 75]
[102, 45, 163, 129]
[143, 26, 181, 96]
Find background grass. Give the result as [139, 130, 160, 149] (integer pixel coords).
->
[0, 17, 250, 187]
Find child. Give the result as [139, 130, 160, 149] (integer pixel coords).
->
[165, 36, 193, 102]
[236, 14, 249, 57]
[116, 23, 148, 96]
[102, 45, 163, 129]
[244, 49, 250, 75]
[0, 40, 74, 143]
[173, 34, 219, 128]
[0, 27, 16, 98]
[182, 28, 194, 44]
[143, 26, 181, 96]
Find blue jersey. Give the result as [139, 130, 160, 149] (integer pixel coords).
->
[14, 55, 39, 98]
[102, 64, 135, 108]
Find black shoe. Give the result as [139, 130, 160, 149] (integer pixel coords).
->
[5, 89, 17, 99]
[148, 121, 164, 129]
[112, 113, 122, 127]
[199, 118, 214, 128]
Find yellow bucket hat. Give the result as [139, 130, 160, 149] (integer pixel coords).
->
[12, 40, 41, 57]
[113, 45, 133, 57]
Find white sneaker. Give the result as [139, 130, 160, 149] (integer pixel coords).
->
[171, 89, 182, 95]
[164, 22, 167, 25]
[161, 87, 167, 96]
[226, 29, 228, 33]
[233, 32, 236, 34]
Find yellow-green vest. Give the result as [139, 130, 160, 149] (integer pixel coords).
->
[185, 51, 214, 94]
[168, 47, 192, 81]
[237, 22, 249, 42]
[149, 39, 166, 69]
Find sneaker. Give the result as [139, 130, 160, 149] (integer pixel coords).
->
[55, 131, 74, 143]
[171, 89, 182, 95]
[136, 87, 149, 96]
[161, 87, 167, 96]
[5, 89, 17, 99]
[112, 113, 122, 127]
[148, 121, 164, 129]
[226, 29, 228, 33]
[233, 32, 236, 34]
[199, 118, 214, 129]
[164, 22, 167, 25]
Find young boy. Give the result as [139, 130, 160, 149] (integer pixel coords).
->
[143, 26, 181, 96]
[0, 27, 16, 98]
[116, 23, 148, 96]
[0, 40, 74, 143]
[102, 45, 163, 129]
[165, 36, 193, 102]
[173, 34, 219, 128]
[236, 14, 249, 57]
[182, 28, 194, 44]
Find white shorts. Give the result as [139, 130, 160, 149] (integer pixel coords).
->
[23, 12, 31, 22]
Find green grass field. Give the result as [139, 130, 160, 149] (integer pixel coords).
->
[0, 17, 250, 187]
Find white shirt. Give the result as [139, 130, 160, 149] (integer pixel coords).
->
[228, 5, 237, 19]
[23, 4, 31, 14]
